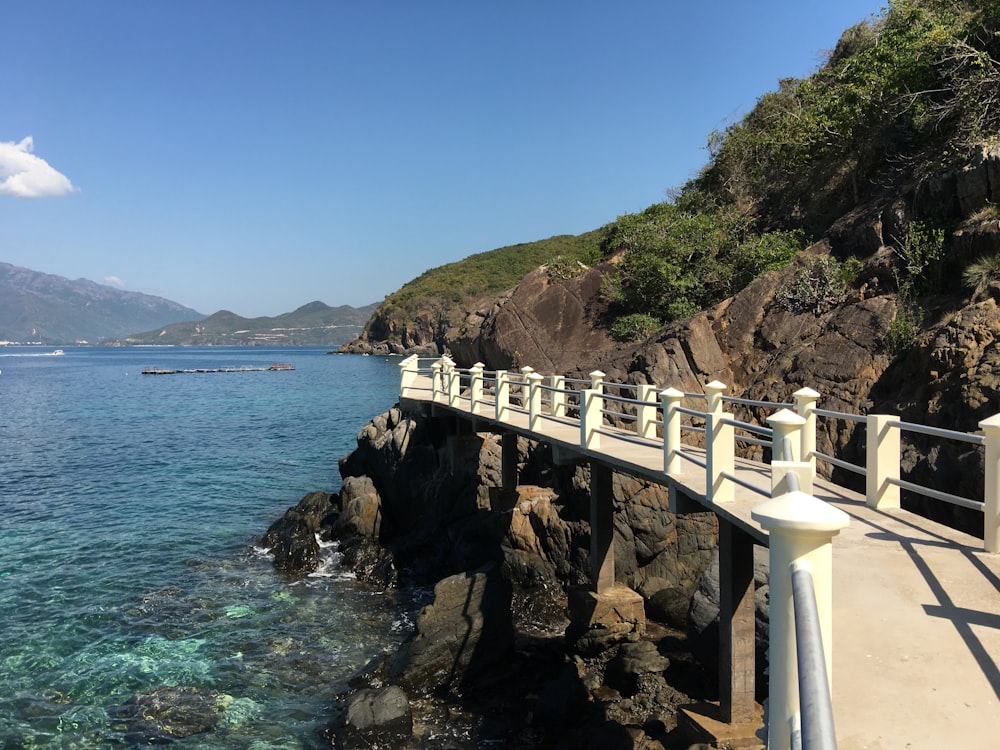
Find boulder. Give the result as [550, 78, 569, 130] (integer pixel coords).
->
[388, 565, 515, 693]
[343, 685, 413, 746]
[260, 491, 337, 576]
[604, 641, 670, 697]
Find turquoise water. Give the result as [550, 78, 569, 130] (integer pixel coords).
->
[0, 347, 408, 748]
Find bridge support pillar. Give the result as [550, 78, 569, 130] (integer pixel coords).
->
[590, 462, 615, 594]
[497, 431, 519, 511]
[567, 461, 645, 640]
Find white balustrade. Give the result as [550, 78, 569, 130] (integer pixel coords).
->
[706, 380, 734, 503]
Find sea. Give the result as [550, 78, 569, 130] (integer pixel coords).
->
[0, 346, 412, 749]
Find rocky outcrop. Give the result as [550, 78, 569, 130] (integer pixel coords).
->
[260, 490, 336, 574]
[447, 263, 624, 372]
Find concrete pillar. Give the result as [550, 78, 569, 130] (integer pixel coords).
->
[398, 355, 418, 398]
[469, 362, 484, 414]
[794, 387, 820, 477]
[719, 519, 757, 724]
[706, 380, 734, 503]
[527, 371, 544, 432]
[752, 491, 850, 750]
[979, 413, 1000, 552]
[637, 383, 657, 441]
[519, 366, 534, 411]
[495, 370, 509, 422]
[500, 431, 519, 510]
[590, 462, 615, 594]
[581, 388, 603, 451]
[447, 365, 461, 409]
[590, 370, 606, 391]
[549, 375, 566, 418]
[662, 387, 684, 475]
[769, 409, 811, 495]
[431, 361, 443, 400]
[866, 414, 900, 509]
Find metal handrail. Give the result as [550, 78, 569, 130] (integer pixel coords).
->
[791, 561, 838, 750]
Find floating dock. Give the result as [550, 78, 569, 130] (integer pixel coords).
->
[141, 363, 294, 375]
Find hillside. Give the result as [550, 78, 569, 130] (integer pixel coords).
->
[343, 231, 602, 354]
[0, 263, 203, 345]
[116, 301, 377, 346]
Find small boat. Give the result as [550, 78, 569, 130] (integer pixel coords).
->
[267, 362, 294, 371]
[51, 349, 64, 356]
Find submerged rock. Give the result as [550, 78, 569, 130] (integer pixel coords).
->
[115, 685, 228, 744]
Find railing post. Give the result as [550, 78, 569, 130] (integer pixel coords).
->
[398, 355, 418, 398]
[527, 371, 544, 431]
[495, 370, 510, 422]
[590, 370, 606, 391]
[768, 408, 812, 495]
[447, 364, 461, 409]
[468, 362, 484, 414]
[637, 383, 657, 441]
[550, 375, 566, 418]
[519, 366, 534, 411]
[979, 413, 1000, 553]
[662, 387, 684, 476]
[752, 491, 850, 750]
[581, 387, 602, 451]
[705, 380, 734, 503]
[794, 387, 820, 477]
[866, 414, 900, 509]
[431, 360, 443, 400]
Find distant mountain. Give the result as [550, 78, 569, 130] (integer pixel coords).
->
[116, 301, 378, 346]
[0, 262, 203, 344]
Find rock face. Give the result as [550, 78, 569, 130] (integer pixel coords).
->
[447, 263, 624, 372]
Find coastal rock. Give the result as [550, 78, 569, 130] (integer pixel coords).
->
[604, 641, 670, 697]
[115, 685, 227, 744]
[388, 565, 515, 693]
[338, 475, 382, 542]
[343, 685, 413, 746]
[260, 490, 336, 575]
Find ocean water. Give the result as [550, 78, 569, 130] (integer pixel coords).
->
[0, 346, 408, 749]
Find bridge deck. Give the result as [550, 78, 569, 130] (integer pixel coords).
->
[403, 380, 1000, 748]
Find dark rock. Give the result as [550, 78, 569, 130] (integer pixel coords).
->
[605, 641, 670, 697]
[343, 685, 413, 745]
[261, 491, 338, 575]
[115, 685, 226, 744]
[646, 587, 690, 629]
[338, 475, 382, 542]
[261, 509, 320, 575]
[388, 564, 515, 693]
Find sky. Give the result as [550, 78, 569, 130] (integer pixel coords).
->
[1, 0, 888, 318]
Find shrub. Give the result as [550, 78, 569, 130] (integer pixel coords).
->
[610, 313, 661, 342]
[775, 256, 851, 314]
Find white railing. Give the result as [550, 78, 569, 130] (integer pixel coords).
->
[397, 355, 1000, 746]
[399, 355, 999, 553]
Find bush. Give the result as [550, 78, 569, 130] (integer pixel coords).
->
[610, 313, 661, 342]
[775, 256, 851, 314]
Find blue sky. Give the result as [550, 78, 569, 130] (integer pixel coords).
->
[1, 0, 886, 318]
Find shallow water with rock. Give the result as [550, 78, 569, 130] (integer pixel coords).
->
[0, 346, 410, 748]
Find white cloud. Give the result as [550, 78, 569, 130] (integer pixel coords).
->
[104, 275, 125, 288]
[0, 136, 77, 198]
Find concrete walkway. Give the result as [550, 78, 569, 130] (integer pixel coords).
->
[402, 379, 1000, 747]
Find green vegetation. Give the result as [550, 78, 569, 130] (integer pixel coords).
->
[601, 197, 803, 326]
[610, 313, 660, 342]
[963, 252, 1000, 299]
[697, 0, 1000, 234]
